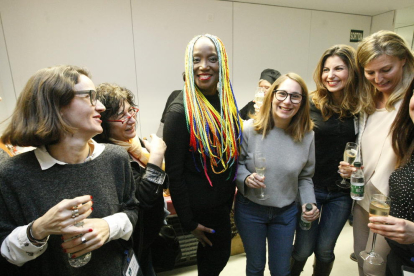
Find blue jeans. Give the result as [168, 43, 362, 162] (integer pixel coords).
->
[292, 187, 353, 263]
[235, 193, 297, 276]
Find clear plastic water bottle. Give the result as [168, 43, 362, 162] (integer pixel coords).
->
[299, 203, 313, 230]
[350, 162, 364, 200]
[67, 221, 92, 267]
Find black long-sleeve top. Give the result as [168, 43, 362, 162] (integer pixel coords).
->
[163, 92, 237, 231]
[310, 102, 356, 188]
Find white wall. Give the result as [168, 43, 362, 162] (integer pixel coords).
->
[0, 0, 372, 138]
[395, 6, 414, 50]
[371, 11, 395, 34]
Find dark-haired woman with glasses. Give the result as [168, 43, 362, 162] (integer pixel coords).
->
[235, 73, 319, 276]
[94, 83, 167, 276]
[0, 65, 138, 276]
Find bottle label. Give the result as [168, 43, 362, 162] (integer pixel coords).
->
[351, 184, 364, 196]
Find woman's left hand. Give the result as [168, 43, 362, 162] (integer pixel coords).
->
[368, 215, 414, 244]
[302, 204, 319, 222]
[61, 218, 110, 257]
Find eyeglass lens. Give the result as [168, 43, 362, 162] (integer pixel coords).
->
[275, 90, 302, 104]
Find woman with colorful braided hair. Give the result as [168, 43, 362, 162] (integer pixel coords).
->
[163, 34, 242, 275]
[234, 73, 318, 276]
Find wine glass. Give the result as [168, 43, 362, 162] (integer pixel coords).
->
[254, 87, 265, 113]
[359, 194, 391, 265]
[254, 151, 267, 200]
[336, 142, 358, 189]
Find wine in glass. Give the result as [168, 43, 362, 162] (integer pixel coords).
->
[359, 194, 391, 265]
[336, 142, 358, 189]
[254, 151, 267, 200]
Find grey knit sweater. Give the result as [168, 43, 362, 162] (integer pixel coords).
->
[236, 119, 316, 207]
[0, 144, 138, 276]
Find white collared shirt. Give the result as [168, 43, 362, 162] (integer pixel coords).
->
[1, 140, 134, 266]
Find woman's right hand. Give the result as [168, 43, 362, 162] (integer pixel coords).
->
[338, 161, 356, 179]
[191, 223, 215, 247]
[30, 195, 93, 240]
[144, 134, 167, 168]
[245, 173, 266, 189]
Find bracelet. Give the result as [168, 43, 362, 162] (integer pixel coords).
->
[27, 221, 47, 246]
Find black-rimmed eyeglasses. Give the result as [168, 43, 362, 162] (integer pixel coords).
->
[107, 107, 139, 124]
[273, 90, 304, 104]
[74, 90, 98, 106]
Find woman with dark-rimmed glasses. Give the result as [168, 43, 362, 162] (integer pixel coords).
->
[0, 65, 138, 276]
[235, 73, 319, 276]
[95, 83, 167, 276]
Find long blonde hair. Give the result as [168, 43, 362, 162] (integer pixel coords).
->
[312, 45, 367, 119]
[356, 30, 414, 114]
[254, 73, 313, 142]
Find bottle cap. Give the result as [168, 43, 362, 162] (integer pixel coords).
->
[305, 203, 313, 211]
[354, 162, 362, 167]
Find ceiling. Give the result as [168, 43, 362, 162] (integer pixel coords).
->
[220, 0, 414, 16]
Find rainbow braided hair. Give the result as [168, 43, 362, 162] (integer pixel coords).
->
[183, 34, 243, 186]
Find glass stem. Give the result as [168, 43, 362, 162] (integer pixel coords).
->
[370, 233, 377, 253]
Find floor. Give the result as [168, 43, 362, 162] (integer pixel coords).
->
[159, 223, 358, 276]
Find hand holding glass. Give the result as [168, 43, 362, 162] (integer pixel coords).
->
[254, 151, 267, 200]
[336, 142, 358, 189]
[359, 194, 391, 265]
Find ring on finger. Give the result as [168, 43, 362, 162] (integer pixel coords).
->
[81, 236, 87, 244]
[72, 209, 79, 218]
[72, 205, 78, 210]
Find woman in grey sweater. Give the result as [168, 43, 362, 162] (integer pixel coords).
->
[0, 65, 138, 276]
[235, 73, 319, 276]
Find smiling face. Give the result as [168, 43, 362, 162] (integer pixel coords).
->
[272, 78, 302, 129]
[322, 55, 349, 94]
[60, 74, 106, 138]
[108, 101, 137, 142]
[192, 36, 219, 96]
[364, 54, 406, 95]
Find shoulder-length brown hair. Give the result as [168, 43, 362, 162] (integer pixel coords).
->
[391, 78, 414, 168]
[94, 83, 136, 144]
[1, 65, 89, 147]
[312, 44, 368, 119]
[253, 73, 313, 142]
[357, 30, 414, 114]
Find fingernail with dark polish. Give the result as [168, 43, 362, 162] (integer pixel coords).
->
[71, 255, 77, 259]
[88, 229, 93, 232]
[211, 230, 216, 233]
[62, 249, 66, 253]
[90, 196, 93, 200]
[91, 207, 93, 211]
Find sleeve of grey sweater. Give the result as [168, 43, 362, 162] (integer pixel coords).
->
[236, 119, 252, 195]
[298, 133, 316, 206]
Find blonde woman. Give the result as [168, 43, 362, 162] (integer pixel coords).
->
[340, 30, 414, 276]
[235, 73, 319, 276]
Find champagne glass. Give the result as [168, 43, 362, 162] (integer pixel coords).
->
[254, 87, 265, 113]
[336, 142, 358, 189]
[359, 194, 391, 265]
[254, 151, 268, 200]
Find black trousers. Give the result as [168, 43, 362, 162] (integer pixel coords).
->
[194, 205, 232, 276]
